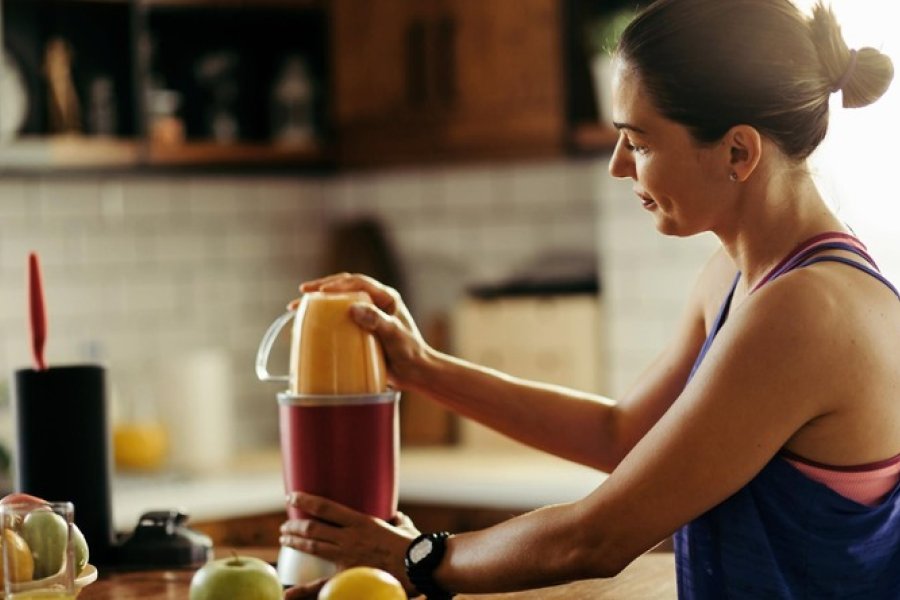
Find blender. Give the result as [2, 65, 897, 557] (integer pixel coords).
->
[256, 291, 399, 586]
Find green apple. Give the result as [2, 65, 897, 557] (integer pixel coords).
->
[21, 509, 67, 579]
[190, 554, 282, 600]
[72, 523, 89, 573]
[19, 510, 89, 578]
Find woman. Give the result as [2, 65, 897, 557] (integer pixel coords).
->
[282, 0, 899, 597]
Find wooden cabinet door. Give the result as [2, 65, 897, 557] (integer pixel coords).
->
[439, 0, 565, 157]
[329, 0, 565, 165]
[330, 0, 423, 125]
[329, 0, 445, 164]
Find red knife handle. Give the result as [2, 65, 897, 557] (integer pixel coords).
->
[28, 253, 47, 371]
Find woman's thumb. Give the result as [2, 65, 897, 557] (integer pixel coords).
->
[350, 302, 379, 330]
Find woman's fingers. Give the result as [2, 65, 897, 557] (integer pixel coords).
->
[349, 303, 387, 332]
[284, 579, 327, 600]
[299, 273, 399, 315]
[280, 518, 338, 543]
[278, 515, 347, 563]
[391, 511, 420, 535]
[279, 498, 420, 592]
[287, 492, 364, 527]
[279, 533, 341, 561]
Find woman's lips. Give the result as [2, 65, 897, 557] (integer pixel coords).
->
[638, 193, 656, 210]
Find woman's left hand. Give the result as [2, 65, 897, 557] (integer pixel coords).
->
[280, 492, 420, 597]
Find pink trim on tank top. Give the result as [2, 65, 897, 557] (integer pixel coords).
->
[782, 451, 900, 506]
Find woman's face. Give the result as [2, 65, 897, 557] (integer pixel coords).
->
[608, 63, 731, 237]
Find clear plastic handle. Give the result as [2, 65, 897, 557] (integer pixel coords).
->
[256, 310, 295, 382]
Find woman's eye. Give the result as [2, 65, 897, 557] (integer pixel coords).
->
[622, 137, 649, 155]
[630, 143, 649, 155]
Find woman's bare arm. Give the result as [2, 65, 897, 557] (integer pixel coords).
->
[430, 273, 839, 593]
[301, 261, 719, 471]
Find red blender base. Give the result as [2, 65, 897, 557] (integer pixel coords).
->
[277, 393, 399, 585]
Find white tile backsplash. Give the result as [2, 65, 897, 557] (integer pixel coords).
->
[0, 156, 718, 461]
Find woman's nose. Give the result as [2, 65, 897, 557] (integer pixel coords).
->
[608, 136, 635, 179]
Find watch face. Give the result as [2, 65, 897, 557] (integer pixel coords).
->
[409, 538, 434, 564]
[0, 49, 29, 140]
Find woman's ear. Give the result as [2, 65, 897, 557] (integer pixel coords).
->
[725, 125, 762, 182]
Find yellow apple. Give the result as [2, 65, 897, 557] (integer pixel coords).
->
[0, 528, 35, 583]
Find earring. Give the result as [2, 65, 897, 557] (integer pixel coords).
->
[729, 172, 738, 182]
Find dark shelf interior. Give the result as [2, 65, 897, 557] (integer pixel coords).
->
[4, 0, 137, 137]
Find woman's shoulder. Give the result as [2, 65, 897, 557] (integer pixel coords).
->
[750, 254, 897, 326]
[744, 260, 900, 464]
[728, 258, 899, 393]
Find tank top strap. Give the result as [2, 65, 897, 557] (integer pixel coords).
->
[687, 271, 741, 382]
[751, 232, 874, 294]
[798, 255, 900, 299]
[773, 240, 878, 277]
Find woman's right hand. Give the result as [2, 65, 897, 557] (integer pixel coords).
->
[297, 273, 431, 391]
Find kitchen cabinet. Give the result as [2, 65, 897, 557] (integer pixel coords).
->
[0, 0, 617, 171]
[330, 0, 566, 166]
[330, 0, 625, 163]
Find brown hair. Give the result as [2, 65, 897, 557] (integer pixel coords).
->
[616, 0, 894, 160]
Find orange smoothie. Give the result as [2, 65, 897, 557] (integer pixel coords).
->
[289, 291, 387, 395]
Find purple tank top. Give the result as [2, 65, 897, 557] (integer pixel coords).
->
[675, 233, 900, 599]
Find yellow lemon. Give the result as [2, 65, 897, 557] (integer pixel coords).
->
[113, 423, 168, 470]
[318, 567, 406, 600]
[1, 527, 35, 583]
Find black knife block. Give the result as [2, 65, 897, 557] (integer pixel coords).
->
[13, 364, 116, 565]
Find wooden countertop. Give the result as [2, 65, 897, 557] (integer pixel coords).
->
[79, 548, 677, 599]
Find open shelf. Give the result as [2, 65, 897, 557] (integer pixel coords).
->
[145, 140, 324, 167]
[0, 137, 141, 170]
[0, 136, 326, 171]
[140, 0, 322, 8]
[1, 0, 327, 172]
[1, 0, 622, 172]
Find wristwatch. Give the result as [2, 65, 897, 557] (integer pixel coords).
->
[405, 532, 455, 599]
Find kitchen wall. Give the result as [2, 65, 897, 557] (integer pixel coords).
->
[0, 159, 711, 468]
[0, 159, 715, 467]
[0, 176, 328, 456]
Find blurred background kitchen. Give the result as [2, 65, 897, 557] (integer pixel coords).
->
[0, 0, 896, 543]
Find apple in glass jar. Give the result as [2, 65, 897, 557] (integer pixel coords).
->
[21, 509, 68, 579]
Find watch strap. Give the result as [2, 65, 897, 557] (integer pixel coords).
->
[405, 531, 454, 599]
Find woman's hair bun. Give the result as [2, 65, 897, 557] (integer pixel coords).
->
[809, 1, 894, 108]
